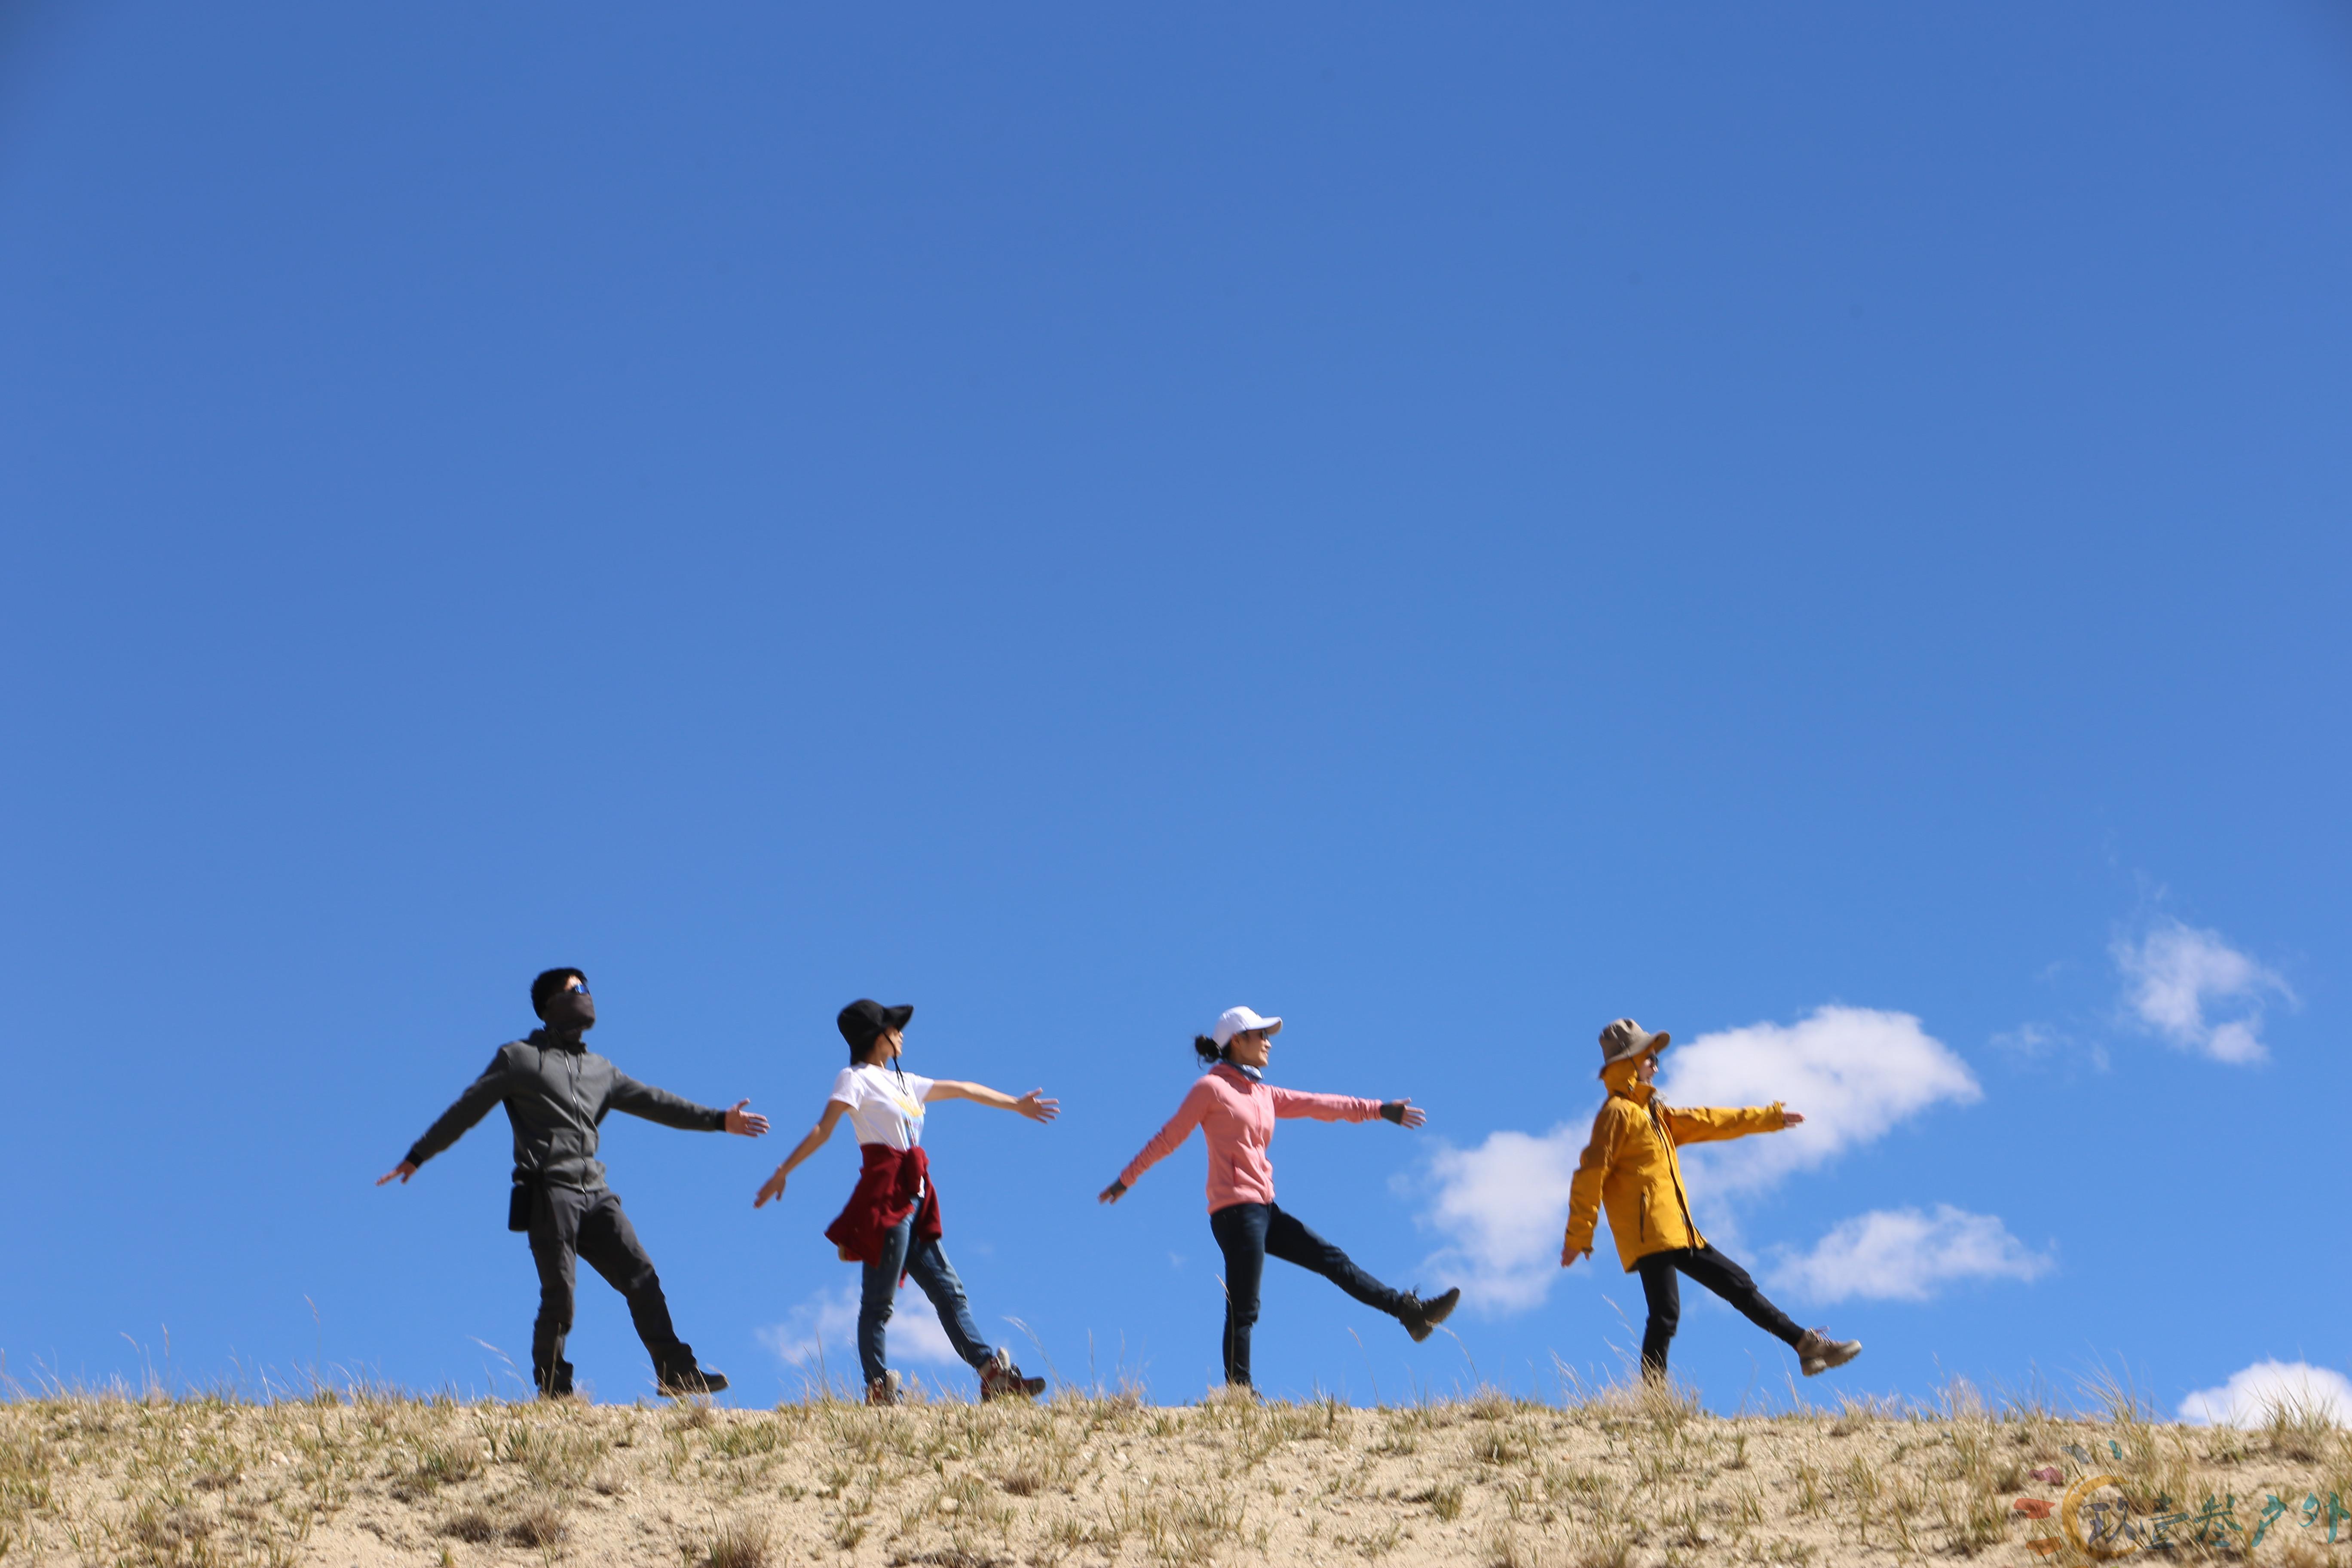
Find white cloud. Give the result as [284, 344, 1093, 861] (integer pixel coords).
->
[2179, 1361, 2352, 1427]
[1995, 1022, 2111, 1073]
[1990, 1021, 2061, 1058]
[1413, 1006, 1979, 1314]
[1412, 1126, 1589, 1313]
[756, 1284, 963, 1373]
[2113, 920, 2291, 1065]
[1656, 1007, 1981, 1196]
[1768, 1205, 2052, 1303]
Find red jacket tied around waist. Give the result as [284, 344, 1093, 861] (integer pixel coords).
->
[825, 1143, 941, 1275]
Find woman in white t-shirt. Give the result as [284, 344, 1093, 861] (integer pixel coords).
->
[755, 999, 1059, 1404]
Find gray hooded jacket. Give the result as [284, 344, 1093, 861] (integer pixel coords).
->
[404, 1029, 727, 1191]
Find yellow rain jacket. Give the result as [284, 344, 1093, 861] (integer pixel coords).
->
[1562, 1060, 1787, 1271]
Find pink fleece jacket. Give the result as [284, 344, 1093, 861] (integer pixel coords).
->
[1118, 1063, 1383, 1212]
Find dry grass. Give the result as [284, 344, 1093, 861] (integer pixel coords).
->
[701, 1514, 773, 1568]
[0, 1379, 2344, 1566]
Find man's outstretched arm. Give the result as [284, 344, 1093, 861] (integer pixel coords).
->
[377, 1048, 516, 1186]
[607, 1073, 770, 1138]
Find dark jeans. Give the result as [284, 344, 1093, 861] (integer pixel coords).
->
[858, 1216, 995, 1389]
[1209, 1201, 1404, 1388]
[527, 1185, 691, 1395]
[1635, 1243, 1803, 1377]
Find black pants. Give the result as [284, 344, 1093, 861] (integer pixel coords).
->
[1209, 1201, 1403, 1388]
[527, 1185, 691, 1395]
[1635, 1243, 1804, 1377]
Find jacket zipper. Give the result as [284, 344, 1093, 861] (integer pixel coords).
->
[1649, 1099, 1701, 1241]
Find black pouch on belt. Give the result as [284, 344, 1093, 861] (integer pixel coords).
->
[508, 1181, 536, 1233]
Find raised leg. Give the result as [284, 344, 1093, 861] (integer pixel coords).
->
[1679, 1243, 1804, 1348]
[1261, 1204, 1406, 1316]
[901, 1237, 996, 1371]
[574, 1191, 692, 1381]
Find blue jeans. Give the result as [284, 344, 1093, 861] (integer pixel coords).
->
[858, 1216, 994, 1389]
[1209, 1201, 1404, 1388]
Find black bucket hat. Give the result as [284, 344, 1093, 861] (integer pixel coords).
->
[837, 998, 914, 1053]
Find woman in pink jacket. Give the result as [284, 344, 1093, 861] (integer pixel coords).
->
[1099, 1006, 1460, 1390]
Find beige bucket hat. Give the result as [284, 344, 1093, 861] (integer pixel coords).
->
[1597, 1017, 1669, 1076]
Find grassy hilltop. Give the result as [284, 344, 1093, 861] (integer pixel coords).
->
[3, 1380, 2347, 1567]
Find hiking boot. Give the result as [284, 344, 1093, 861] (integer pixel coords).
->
[656, 1364, 729, 1397]
[866, 1371, 903, 1407]
[1397, 1286, 1462, 1344]
[536, 1358, 576, 1399]
[979, 1348, 1045, 1403]
[1796, 1328, 1862, 1377]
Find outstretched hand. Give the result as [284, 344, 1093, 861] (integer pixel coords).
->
[753, 1168, 787, 1209]
[1783, 1110, 1806, 1126]
[1015, 1089, 1060, 1124]
[1097, 1180, 1127, 1205]
[725, 1100, 771, 1137]
[376, 1161, 417, 1187]
[1381, 1099, 1428, 1129]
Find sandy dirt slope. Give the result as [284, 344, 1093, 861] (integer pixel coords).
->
[3, 1384, 2347, 1566]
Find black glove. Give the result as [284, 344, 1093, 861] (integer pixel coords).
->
[1379, 1101, 1407, 1124]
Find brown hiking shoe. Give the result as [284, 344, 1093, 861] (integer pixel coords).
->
[1796, 1329, 1862, 1377]
[1397, 1287, 1462, 1344]
[979, 1348, 1045, 1402]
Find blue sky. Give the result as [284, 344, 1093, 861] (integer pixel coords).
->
[2, 3, 2347, 1415]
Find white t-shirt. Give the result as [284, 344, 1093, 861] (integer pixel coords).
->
[829, 1064, 934, 1151]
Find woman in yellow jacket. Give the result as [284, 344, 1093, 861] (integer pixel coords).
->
[1561, 1019, 1862, 1381]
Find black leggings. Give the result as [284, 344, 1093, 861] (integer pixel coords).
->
[1635, 1243, 1804, 1377]
[1209, 1202, 1403, 1388]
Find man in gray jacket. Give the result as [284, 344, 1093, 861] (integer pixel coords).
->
[378, 967, 770, 1398]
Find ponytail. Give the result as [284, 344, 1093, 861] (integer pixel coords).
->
[1192, 1033, 1224, 1068]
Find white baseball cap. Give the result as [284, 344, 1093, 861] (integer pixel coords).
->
[1212, 1006, 1284, 1047]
